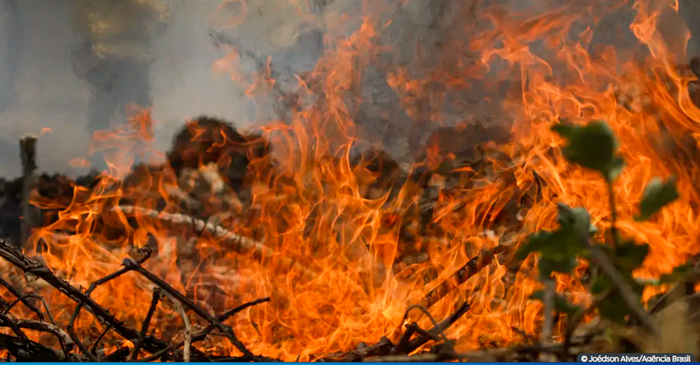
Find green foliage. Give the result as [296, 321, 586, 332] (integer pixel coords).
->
[530, 290, 581, 316]
[589, 241, 648, 323]
[635, 176, 679, 221]
[551, 121, 624, 182]
[516, 203, 591, 280]
[523, 120, 683, 330]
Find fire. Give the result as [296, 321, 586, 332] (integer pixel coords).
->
[2, 0, 700, 361]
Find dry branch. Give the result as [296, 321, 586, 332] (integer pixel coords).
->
[115, 205, 317, 280]
[129, 288, 161, 361]
[0, 239, 171, 354]
[420, 245, 509, 309]
[122, 257, 262, 361]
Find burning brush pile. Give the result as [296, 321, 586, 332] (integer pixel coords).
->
[4, 0, 700, 362]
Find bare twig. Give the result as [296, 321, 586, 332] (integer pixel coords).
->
[540, 278, 556, 362]
[163, 292, 192, 363]
[4, 293, 44, 317]
[123, 258, 262, 361]
[13, 319, 74, 355]
[129, 288, 161, 361]
[0, 239, 171, 354]
[405, 302, 471, 354]
[90, 322, 112, 355]
[320, 337, 394, 362]
[0, 277, 44, 322]
[420, 246, 509, 309]
[115, 205, 316, 281]
[0, 333, 64, 361]
[0, 311, 26, 338]
[139, 297, 271, 362]
[67, 247, 154, 361]
[583, 237, 658, 334]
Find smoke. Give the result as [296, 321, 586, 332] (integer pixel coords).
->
[0, 0, 699, 178]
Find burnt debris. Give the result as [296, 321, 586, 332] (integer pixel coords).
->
[167, 116, 271, 199]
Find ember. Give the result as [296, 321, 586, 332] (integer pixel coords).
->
[2, 0, 700, 362]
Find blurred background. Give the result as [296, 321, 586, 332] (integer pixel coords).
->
[0, 0, 699, 178]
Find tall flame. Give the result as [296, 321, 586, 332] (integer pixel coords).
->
[2, 0, 700, 361]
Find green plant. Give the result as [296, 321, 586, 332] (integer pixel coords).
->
[518, 121, 680, 327]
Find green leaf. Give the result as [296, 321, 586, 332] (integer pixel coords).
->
[518, 229, 584, 259]
[551, 121, 623, 181]
[530, 290, 582, 316]
[539, 256, 579, 279]
[517, 203, 592, 279]
[614, 240, 649, 274]
[598, 291, 632, 324]
[591, 275, 643, 324]
[517, 231, 555, 261]
[556, 203, 595, 234]
[635, 176, 679, 221]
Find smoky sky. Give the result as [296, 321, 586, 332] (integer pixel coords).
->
[0, 0, 698, 178]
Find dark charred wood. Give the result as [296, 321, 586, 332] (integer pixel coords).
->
[318, 336, 395, 362]
[122, 257, 263, 361]
[0, 333, 65, 362]
[20, 135, 38, 247]
[0, 239, 171, 354]
[167, 116, 271, 198]
[129, 288, 162, 361]
[0, 277, 44, 322]
[139, 297, 271, 362]
[0, 177, 22, 246]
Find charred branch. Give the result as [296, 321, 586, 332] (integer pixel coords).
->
[0, 239, 172, 354]
[122, 258, 263, 361]
[0, 333, 65, 362]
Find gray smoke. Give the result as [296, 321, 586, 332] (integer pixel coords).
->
[0, 0, 699, 178]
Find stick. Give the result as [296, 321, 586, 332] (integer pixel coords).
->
[419, 246, 508, 309]
[123, 258, 262, 361]
[539, 278, 556, 362]
[90, 323, 112, 355]
[319, 337, 394, 362]
[139, 297, 271, 362]
[115, 205, 316, 281]
[0, 240, 171, 354]
[163, 292, 192, 363]
[405, 302, 471, 354]
[0, 277, 44, 321]
[0, 311, 26, 338]
[66, 247, 154, 360]
[129, 288, 161, 361]
[0, 333, 64, 361]
[12, 319, 74, 355]
[19, 135, 37, 246]
[579, 233, 658, 334]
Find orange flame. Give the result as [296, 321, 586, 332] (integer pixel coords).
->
[3, 0, 700, 361]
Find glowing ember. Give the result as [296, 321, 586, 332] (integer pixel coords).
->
[2, 0, 700, 361]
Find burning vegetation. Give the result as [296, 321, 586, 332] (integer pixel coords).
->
[3, 0, 700, 362]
